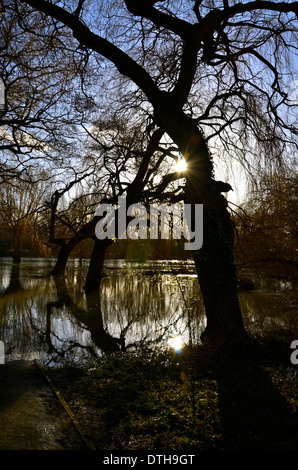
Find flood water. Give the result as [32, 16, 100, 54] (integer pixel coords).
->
[0, 257, 297, 366]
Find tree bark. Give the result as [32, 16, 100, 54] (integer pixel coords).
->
[84, 237, 113, 293]
[190, 183, 247, 343]
[50, 238, 80, 276]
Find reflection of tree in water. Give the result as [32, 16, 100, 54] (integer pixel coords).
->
[99, 271, 205, 350]
[47, 268, 204, 362]
[45, 275, 125, 364]
[0, 263, 53, 357]
[0, 261, 205, 364]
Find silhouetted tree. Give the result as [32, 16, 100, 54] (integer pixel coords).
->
[14, 0, 298, 345]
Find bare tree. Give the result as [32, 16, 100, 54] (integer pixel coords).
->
[0, 2, 96, 184]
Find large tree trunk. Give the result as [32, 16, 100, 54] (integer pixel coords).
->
[84, 237, 113, 293]
[190, 182, 247, 343]
[154, 103, 247, 344]
[183, 157, 247, 344]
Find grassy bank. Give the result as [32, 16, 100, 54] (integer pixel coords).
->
[47, 334, 298, 451]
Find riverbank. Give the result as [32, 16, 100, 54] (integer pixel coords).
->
[45, 332, 298, 451]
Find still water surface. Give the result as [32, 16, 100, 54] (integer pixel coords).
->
[0, 258, 296, 366]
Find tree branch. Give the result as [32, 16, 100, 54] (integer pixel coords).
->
[20, 0, 160, 106]
[124, 0, 191, 40]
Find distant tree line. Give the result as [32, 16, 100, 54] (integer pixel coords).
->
[234, 170, 298, 273]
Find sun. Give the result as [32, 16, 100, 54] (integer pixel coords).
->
[175, 158, 187, 172]
[168, 336, 183, 352]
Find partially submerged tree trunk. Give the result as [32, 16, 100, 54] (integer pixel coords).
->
[5, 263, 22, 294]
[84, 237, 113, 293]
[50, 214, 101, 277]
[12, 253, 21, 264]
[50, 238, 80, 276]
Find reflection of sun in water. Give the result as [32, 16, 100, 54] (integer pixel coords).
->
[175, 158, 187, 172]
[168, 336, 183, 352]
